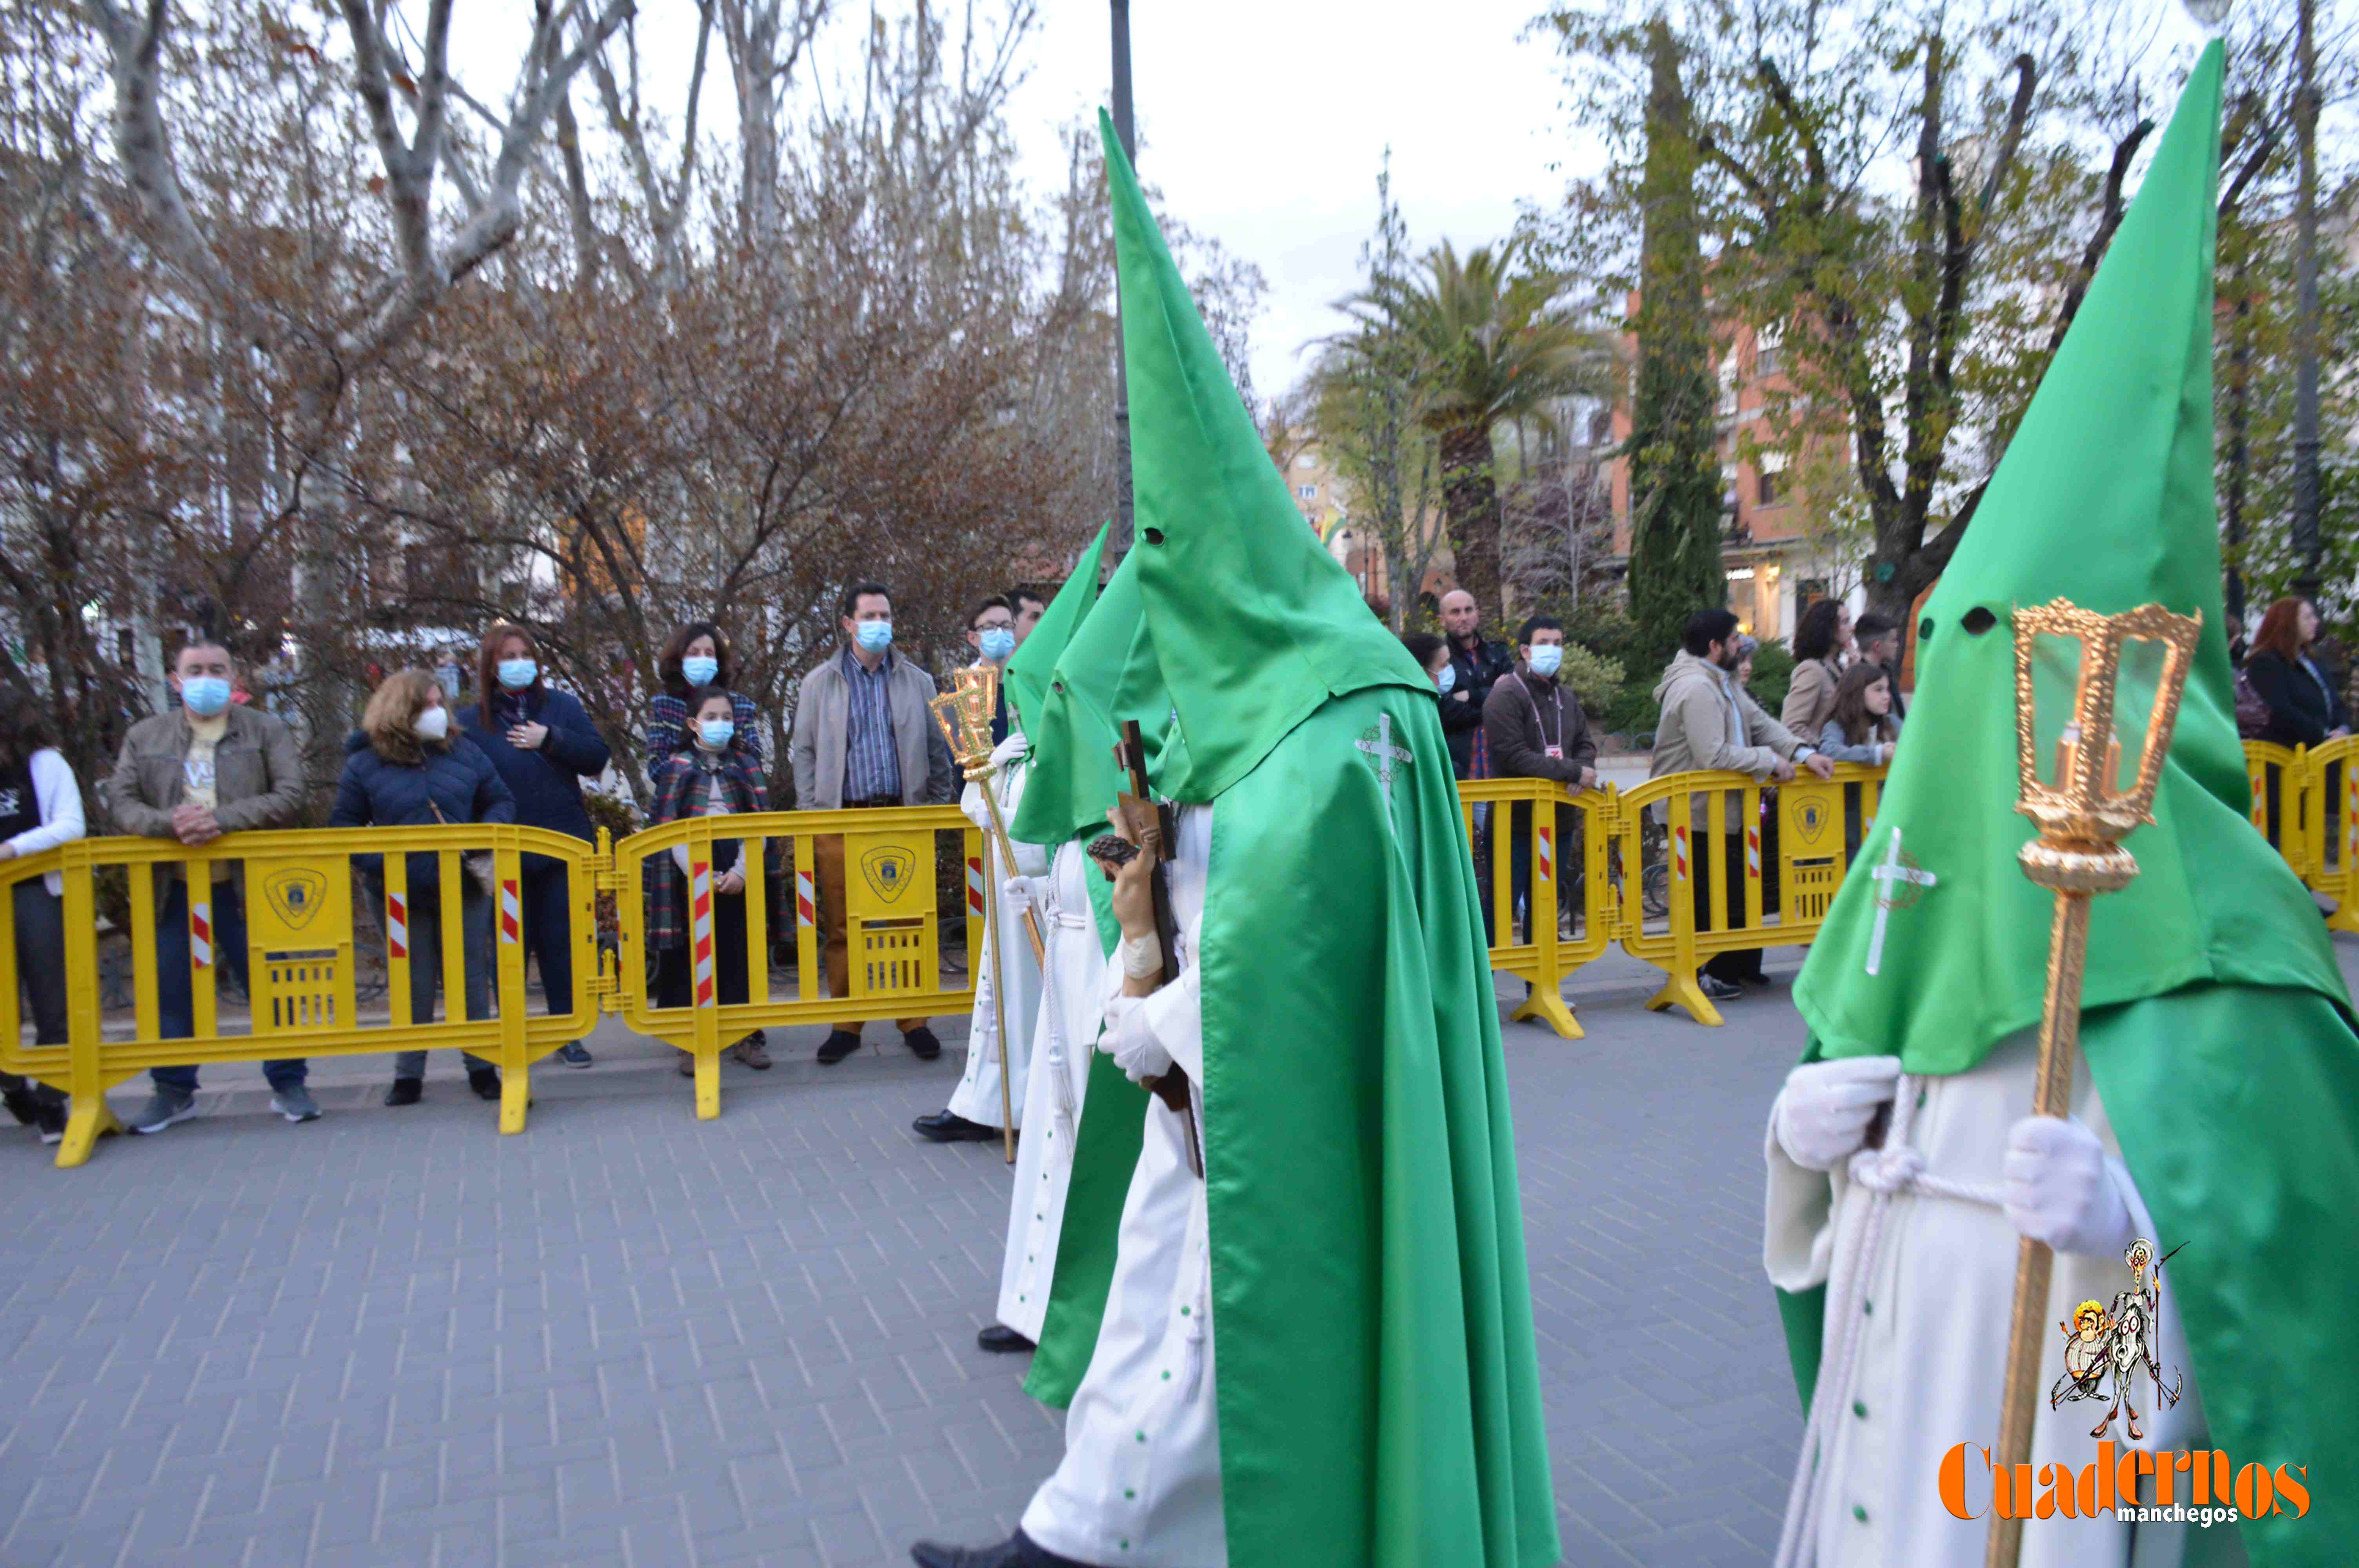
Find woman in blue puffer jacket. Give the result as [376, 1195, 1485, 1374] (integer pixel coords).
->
[331, 669, 515, 1107]
[456, 621, 611, 1069]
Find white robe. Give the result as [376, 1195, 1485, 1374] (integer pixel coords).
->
[1022, 806, 1225, 1567]
[950, 728, 1048, 1129]
[998, 835, 1114, 1340]
[1766, 1031, 2214, 1568]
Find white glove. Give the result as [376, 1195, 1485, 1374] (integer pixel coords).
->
[1773, 1056, 1904, 1172]
[2003, 1115, 2134, 1258]
[1003, 875, 1041, 915]
[1100, 996, 1173, 1086]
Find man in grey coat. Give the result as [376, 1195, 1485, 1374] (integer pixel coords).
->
[1650, 607, 1834, 999]
[108, 637, 314, 1130]
[790, 583, 959, 1065]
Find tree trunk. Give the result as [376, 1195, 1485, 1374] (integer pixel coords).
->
[1439, 421, 1502, 615]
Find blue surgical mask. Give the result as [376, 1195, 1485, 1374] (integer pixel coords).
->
[1527, 644, 1563, 678]
[1435, 664, 1457, 695]
[855, 621, 893, 654]
[497, 658, 538, 691]
[180, 676, 232, 717]
[979, 628, 1015, 662]
[698, 719, 735, 751]
[682, 655, 720, 687]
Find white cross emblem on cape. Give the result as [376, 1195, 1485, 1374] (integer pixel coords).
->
[1356, 713, 1413, 812]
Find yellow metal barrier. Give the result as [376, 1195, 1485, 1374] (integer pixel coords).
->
[1612, 763, 1888, 1026]
[2290, 736, 2359, 932]
[0, 825, 603, 1165]
[14, 750, 2349, 1160]
[608, 806, 982, 1117]
[1459, 777, 1614, 1039]
[2243, 739, 2315, 887]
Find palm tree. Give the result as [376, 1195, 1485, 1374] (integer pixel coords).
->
[1336, 238, 1612, 614]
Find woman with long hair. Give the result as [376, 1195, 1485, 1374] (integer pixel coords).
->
[2245, 596, 2350, 747]
[456, 621, 609, 1069]
[648, 622, 763, 771]
[1816, 661, 1901, 765]
[0, 693, 83, 1142]
[1780, 596, 1853, 739]
[646, 688, 778, 1072]
[331, 670, 515, 1105]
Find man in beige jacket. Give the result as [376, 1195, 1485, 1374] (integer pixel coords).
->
[790, 583, 960, 1065]
[1650, 608, 1833, 999]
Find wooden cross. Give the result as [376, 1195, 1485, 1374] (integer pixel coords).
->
[1866, 827, 1937, 977]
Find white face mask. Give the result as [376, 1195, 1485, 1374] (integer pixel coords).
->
[414, 705, 450, 742]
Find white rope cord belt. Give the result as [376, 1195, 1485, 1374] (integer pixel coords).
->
[1032, 887, 1094, 1136]
[1772, 1074, 2005, 1568]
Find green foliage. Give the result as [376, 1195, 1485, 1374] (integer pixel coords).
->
[1334, 232, 1615, 607]
[1621, 19, 1726, 662]
[1745, 639, 1797, 719]
[580, 788, 643, 842]
[1552, 644, 1626, 710]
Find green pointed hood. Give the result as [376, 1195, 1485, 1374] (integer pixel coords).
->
[1004, 521, 1110, 735]
[1007, 547, 1184, 849]
[1099, 113, 1425, 802]
[1794, 41, 2348, 1073]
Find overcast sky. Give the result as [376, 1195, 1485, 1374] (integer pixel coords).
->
[449, 0, 2233, 403]
[1003, 0, 1589, 400]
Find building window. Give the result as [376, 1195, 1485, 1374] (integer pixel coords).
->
[1758, 470, 1779, 506]
[1295, 453, 1316, 469]
[1757, 325, 1783, 379]
[1298, 484, 1317, 500]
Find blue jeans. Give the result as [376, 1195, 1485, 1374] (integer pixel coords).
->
[153, 879, 306, 1096]
[518, 856, 577, 1023]
[389, 888, 494, 1080]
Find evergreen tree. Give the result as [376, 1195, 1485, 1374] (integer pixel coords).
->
[1623, 17, 1726, 664]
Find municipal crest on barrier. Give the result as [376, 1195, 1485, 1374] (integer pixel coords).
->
[860, 846, 917, 903]
[263, 867, 328, 929]
[1793, 797, 1830, 849]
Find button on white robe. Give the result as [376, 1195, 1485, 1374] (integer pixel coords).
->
[1766, 1032, 2208, 1568]
[1022, 806, 1225, 1567]
[951, 730, 1048, 1129]
[999, 836, 1114, 1340]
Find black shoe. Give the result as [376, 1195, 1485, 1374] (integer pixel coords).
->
[976, 1323, 1036, 1354]
[913, 1110, 1000, 1143]
[467, 1067, 502, 1101]
[903, 1026, 943, 1062]
[1, 1085, 38, 1127]
[1698, 974, 1743, 1002]
[818, 1030, 861, 1065]
[384, 1078, 424, 1107]
[910, 1530, 1083, 1568]
[33, 1101, 66, 1145]
[1741, 969, 1781, 987]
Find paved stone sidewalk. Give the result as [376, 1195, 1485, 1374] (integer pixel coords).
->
[0, 951, 1821, 1567]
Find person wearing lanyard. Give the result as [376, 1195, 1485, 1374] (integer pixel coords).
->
[1480, 616, 1598, 965]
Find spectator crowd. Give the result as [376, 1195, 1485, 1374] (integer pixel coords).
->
[21, 577, 2351, 1142]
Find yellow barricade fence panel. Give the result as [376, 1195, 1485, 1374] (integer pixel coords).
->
[608, 804, 981, 1118]
[1456, 777, 1614, 1039]
[0, 824, 604, 1166]
[2243, 740, 2314, 885]
[1612, 762, 1888, 1026]
[18, 755, 2353, 1163]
